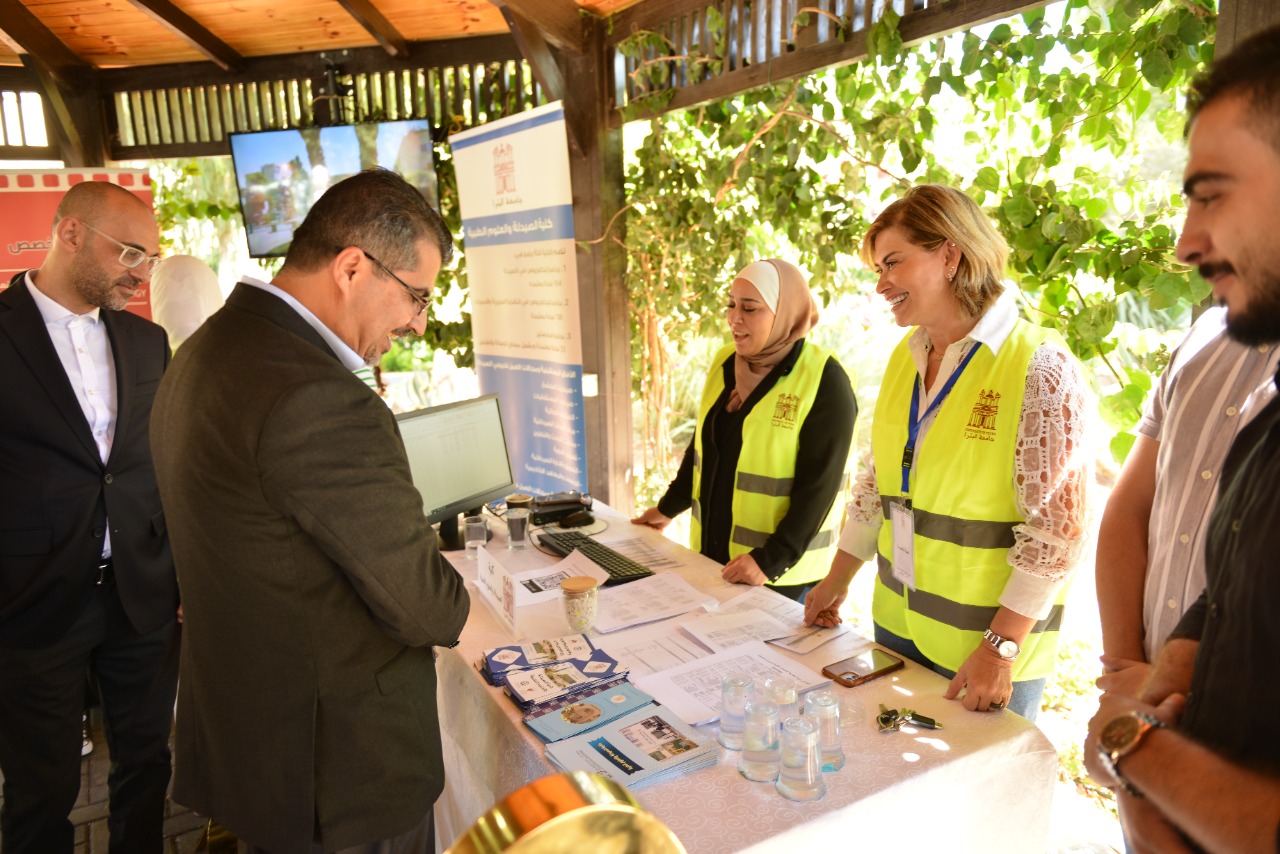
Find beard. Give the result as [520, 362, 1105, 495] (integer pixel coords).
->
[1207, 255, 1280, 346]
[363, 326, 415, 367]
[70, 254, 137, 311]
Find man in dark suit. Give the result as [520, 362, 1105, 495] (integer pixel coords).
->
[0, 181, 180, 853]
[151, 168, 470, 854]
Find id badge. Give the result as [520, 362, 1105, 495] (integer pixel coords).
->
[890, 500, 916, 590]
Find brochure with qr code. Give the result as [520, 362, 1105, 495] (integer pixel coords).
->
[545, 705, 716, 789]
[524, 680, 657, 743]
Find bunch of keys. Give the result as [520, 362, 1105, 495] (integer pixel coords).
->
[877, 703, 942, 732]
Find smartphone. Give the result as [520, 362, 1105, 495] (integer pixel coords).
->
[822, 648, 905, 688]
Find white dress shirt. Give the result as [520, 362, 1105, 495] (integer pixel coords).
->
[26, 272, 117, 558]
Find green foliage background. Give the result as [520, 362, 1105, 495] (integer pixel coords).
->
[620, 0, 1215, 499]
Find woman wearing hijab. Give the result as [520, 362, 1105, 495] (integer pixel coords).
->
[632, 259, 857, 601]
[802, 185, 1091, 720]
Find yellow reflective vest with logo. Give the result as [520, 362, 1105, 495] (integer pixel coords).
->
[690, 341, 843, 588]
[870, 320, 1069, 680]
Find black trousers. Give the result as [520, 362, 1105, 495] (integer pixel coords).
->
[0, 580, 180, 854]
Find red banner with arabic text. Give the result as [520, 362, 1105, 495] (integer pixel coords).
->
[0, 169, 155, 319]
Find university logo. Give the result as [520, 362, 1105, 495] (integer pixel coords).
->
[493, 142, 516, 194]
[772, 393, 800, 429]
[964, 389, 1000, 442]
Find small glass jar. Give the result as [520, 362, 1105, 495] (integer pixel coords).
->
[561, 576, 599, 633]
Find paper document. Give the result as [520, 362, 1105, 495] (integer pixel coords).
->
[593, 621, 714, 678]
[634, 640, 829, 725]
[767, 622, 852, 654]
[714, 586, 804, 623]
[510, 552, 610, 604]
[712, 586, 851, 653]
[592, 573, 716, 633]
[679, 609, 791, 653]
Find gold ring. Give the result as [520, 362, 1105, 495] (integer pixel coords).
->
[990, 700, 1005, 710]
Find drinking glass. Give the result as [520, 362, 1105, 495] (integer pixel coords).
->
[464, 515, 488, 553]
[506, 508, 530, 549]
[718, 673, 754, 750]
[737, 700, 780, 782]
[775, 715, 826, 801]
[804, 690, 845, 771]
[761, 675, 797, 725]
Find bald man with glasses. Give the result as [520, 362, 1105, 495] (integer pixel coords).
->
[0, 180, 180, 854]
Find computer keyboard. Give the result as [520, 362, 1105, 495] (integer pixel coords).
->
[537, 530, 655, 585]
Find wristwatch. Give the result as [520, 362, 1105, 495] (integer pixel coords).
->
[1097, 711, 1165, 796]
[982, 628, 1020, 660]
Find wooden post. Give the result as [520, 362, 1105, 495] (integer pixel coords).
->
[561, 19, 633, 512]
[1216, 0, 1280, 56]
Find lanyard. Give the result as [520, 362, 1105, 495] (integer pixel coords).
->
[900, 343, 981, 495]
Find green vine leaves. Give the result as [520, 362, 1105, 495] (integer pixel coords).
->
[619, 0, 1215, 467]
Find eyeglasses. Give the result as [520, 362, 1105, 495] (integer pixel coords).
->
[81, 222, 162, 272]
[362, 249, 432, 318]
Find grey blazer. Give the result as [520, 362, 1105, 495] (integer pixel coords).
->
[151, 283, 469, 853]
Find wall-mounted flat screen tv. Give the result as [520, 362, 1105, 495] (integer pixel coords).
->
[229, 119, 438, 258]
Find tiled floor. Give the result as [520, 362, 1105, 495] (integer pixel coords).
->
[0, 710, 209, 854]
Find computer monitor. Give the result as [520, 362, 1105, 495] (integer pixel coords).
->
[396, 394, 515, 550]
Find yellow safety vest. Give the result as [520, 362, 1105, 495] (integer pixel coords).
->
[870, 321, 1069, 680]
[690, 341, 846, 588]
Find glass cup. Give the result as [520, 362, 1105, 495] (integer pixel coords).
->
[507, 508, 530, 549]
[561, 576, 599, 633]
[804, 690, 845, 771]
[464, 515, 488, 553]
[718, 673, 754, 750]
[775, 715, 826, 801]
[737, 700, 780, 782]
[761, 675, 797, 725]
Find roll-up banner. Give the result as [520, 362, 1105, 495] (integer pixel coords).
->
[450, 102, 588, 496]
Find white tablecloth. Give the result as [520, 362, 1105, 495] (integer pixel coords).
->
[434, 507, 1057, 853]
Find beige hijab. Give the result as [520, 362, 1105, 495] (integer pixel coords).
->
[726, 259, 820, 412]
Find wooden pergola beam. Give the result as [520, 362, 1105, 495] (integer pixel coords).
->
[19, 54, 107, 166]
[0, 0, 91, 90]
[124, 0, 245, 72]
[616, 0, 1053, 121]
[335, 0, 410, 59]
[495, 0, 585, 54]
[498, 5, 567, 103]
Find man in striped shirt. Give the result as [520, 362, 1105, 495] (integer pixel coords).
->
[1095, 306, 1278, 694]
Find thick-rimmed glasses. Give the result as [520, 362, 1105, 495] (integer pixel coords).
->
[81, 221, 162, 272]
[362, 249, 431, 318]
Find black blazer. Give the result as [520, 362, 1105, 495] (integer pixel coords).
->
[0, 272, 177, 648]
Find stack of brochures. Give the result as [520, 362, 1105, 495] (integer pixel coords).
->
[545, 705, 718, 789]
[477, 634, 596, 687]
[478, 634, 632, 713]
[522, 678, 658, 743]
[502, 649, 630, 711]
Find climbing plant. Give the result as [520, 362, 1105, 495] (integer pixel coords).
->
[619, 0, 1215, 491]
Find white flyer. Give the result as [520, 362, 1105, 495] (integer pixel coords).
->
[510, 552, 610, 604]
[678, 609, 792, 653]
[593, 620, 714, 678]
[633, 640, 828, 725]
[592, 573, 717, 634]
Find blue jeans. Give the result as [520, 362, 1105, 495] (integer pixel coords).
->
[873, 625, 1046, 722]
